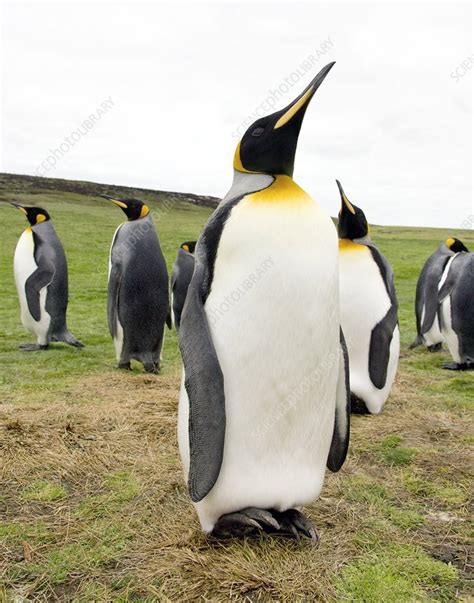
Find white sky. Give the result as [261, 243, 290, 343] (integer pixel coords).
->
[1, 2, 472, 227]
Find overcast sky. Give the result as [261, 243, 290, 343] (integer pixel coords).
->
[1, 2, 472, 227]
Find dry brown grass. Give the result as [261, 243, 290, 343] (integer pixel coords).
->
[1, 365, 472, 602]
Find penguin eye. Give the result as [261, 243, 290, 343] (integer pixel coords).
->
[251, 127, 265, 137]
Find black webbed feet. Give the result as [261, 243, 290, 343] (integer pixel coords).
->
[212, 507, 318, 543]
[442, 362, 469, 371]
[19, 343, 48, 352]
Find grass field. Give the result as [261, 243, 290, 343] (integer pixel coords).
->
[0, 176, 473, 602]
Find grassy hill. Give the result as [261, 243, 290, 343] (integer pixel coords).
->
[0, 174, 472, 601]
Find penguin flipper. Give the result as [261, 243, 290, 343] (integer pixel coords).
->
[420, 258, 450, 335]
[25, 265, 55, 321]
[368, 244, 397, 305]
[170, 263, 178, 292]
[409, 334, 423, 349]
[327, 329, 350, 472]
[367, 245, 399, 389]
[179, 260, 225, 503]
[369, 305, 398, 389]
[107, 263, 122, 337]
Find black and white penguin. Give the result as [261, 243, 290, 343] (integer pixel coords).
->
[410, 238, 469, 351]
[104, 195, 170, 374]
[178, 62, 350, 541]
[438, 251, 474, 370]
[11, 202, 83, 351]
[170, 241, 196, 330]
[336, 180, 399, 415]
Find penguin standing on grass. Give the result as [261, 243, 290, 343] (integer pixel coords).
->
[438, 251, 474, 370]
[170, 241, 196, 330]
[104, 195, 170, 373]
[336, 181, 399, 415]
[410, 238, 469, 351]
[178, 62, 350, 541]
[11, 202, 83, 351]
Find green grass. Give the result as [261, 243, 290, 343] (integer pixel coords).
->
[22, 481, 68, 502]
[0, 181, 472, 393]
[379, 434, 418, 466]
[335, 543, 458, 602]
[402, 472, 469, 505]
[0, 521, 51, 544]
[0, 174, 472, 601]
[0, 187, 211, 394]
[344, 476, 426, 532]
[7, 521, 132, 586]
[77, 471, 141, 519]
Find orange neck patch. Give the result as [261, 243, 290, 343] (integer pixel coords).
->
[139, 205, 150, 219]
[339, 238, 366, 252]
[247, 175, 313, 205]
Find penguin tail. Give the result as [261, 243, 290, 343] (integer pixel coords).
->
[409, 334, 423, 349]
[54, 330, 85, 348]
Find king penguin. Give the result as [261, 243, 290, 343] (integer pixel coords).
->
[438, 250, 474, 370]
[336, 180, 399, 415]
[178, 62, 350, 541]
[104, 195, 170, 373]
[170, 241, 196, 330]
[410, 238, 469, 351]
[11, 202, 84, 351]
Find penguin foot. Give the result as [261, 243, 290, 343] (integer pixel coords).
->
[409, 337, 422, 349]
[118, 361, 132, 370]
[212, 507, 318, 543]
[19, 343, 48, 352]
[143, 362, 159, 374]
[68, 339, 85, 348]
[428, 343, 443, 352]
[270, 509, 319, 543]
[442, 362, 470, 371]
[51, 333, 85, 347]
[212, 507, 280, 539]
[350, 394, 370, 415]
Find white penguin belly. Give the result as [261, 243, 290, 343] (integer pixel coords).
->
[14, 230, 51, 343]
[438, 256, 461, 363]
[339, 245, 398, 414]
[421, 304, 443, 346]
[114, 316, 124, 360]
[179, 196, 340, 533]
[109, 224, 125, 360]
[439, 297, 461, 362]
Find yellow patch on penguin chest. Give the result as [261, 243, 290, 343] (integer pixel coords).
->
[246, 175, 315, 207]
[339, 238, 368, 253]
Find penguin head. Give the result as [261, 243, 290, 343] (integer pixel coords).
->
[101, 194, 150, 221]
[233, 62, 335, 177]
[180, 241, 197, 254]
[445, 237, 469, 253]
[336, 180, 369, 240]
[10, 202, 50, 226]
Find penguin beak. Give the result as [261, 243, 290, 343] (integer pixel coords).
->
[236, 61, 335, 177]
[10, 201, 27, 215]
[273, 61, 336, 130]
[100, 194, 128, 209]
[336, 180, 356, 215]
